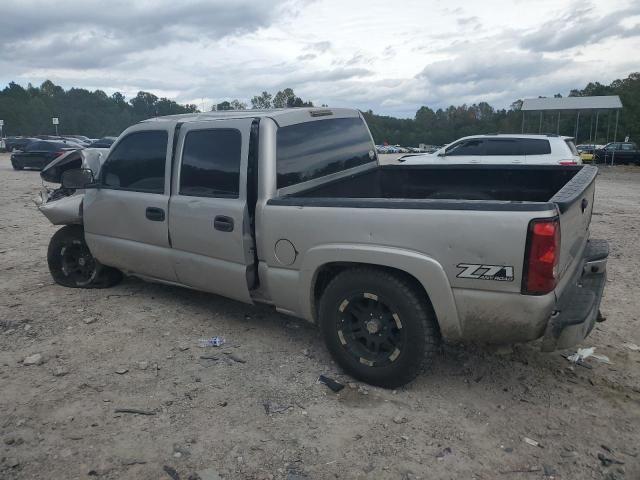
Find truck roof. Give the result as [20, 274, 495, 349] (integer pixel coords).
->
[141, 107, 361, 128]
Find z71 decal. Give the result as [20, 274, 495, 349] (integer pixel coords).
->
[456, 263, 514, 282]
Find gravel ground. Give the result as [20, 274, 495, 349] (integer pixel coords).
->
[0, 152, 639, 480]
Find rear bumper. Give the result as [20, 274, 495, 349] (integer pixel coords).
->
[540, 239, 608, 352]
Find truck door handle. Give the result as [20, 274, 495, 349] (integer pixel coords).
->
[145, 207, 165, 222]
[214, 215, 234, 232]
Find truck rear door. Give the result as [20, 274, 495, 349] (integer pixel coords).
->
[168, 118, 255, 303]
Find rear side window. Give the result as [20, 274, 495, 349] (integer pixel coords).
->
[102, 130, 168, 194]
[621, 143, 633, 151]
[485, 139, 521, 155]
[564, 139, 579, 156]
[520, 139, 551, 155]
[180, 129, 242, 198]
[446, 139, 484, 156]
[277, 117, 373, 188]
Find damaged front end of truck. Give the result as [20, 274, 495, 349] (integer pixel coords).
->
[34, 148, 108, 225]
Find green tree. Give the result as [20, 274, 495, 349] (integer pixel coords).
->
[251, 91, 272, 109]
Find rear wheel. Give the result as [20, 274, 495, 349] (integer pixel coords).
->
[319, 267, 439, 388]
[11, 161, 23, 170]
[47, 225, 122, 288]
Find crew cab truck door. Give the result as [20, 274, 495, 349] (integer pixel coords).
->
[84, 126, 176, 281]
[168, 119, 254, 303]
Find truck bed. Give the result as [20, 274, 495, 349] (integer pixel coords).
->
[282, 164, 586, 205]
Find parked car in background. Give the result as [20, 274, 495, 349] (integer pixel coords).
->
[88, 136, 117, 148]
[398, 134, 581, 165]
[10, 140, 79, 170]
[5, 136, 39, 152]
[576, 144, 596, 163]
[594, 142, 640, 165]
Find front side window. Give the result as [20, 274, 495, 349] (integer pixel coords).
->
[180, 129, 242, 198]
[446, 139, 484, 156]
[485, 139, 521, 156]
[101, 131, 168, 194]
[276, 117, 374, 188]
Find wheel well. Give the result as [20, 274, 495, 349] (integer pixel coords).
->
[312, 262, 439, 330]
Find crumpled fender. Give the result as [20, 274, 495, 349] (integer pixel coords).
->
[38, 192, 84, 225]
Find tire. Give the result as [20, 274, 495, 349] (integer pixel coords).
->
[318, 267, 439, 388]
[12, 161, 23, 170]
[47, 225, 122, 288]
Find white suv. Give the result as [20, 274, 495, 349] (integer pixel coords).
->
[399, 134, 582, 165]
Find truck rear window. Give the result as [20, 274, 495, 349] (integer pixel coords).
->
[276, 117, 374, 188]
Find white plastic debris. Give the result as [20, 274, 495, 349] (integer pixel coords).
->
[567, 347, 594, 362]
[567, 347, 611, 364]
[523, 437, 542, 448]
[622, 343, 640, 352]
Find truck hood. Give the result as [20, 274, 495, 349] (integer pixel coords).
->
[40, 148, 109, 183]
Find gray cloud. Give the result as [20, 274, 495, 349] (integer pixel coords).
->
[0, 0, 290, 69]
[520, 4, 640, 52]
[306, 41, 332, 53]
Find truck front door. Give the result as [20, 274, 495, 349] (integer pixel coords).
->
[168, 119, 255, 303]
[83, 126, 176, 281]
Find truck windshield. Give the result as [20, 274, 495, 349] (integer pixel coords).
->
[276, 117, 374, 188]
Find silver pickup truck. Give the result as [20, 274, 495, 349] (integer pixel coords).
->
[37, 108, 608, 388]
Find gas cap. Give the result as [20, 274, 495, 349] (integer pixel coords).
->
[274, 239, 297, 266]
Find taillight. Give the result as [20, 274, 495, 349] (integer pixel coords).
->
[523, 218, 560, 295]
[53, 150, 65, 158]
[559, 160, 577, 165]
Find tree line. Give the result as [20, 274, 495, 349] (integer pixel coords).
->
[1, 73, 638, 145]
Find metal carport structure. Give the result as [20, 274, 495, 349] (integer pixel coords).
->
[520, 96, 623, 156]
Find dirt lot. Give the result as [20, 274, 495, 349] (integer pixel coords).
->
[1, 152, 639, 480]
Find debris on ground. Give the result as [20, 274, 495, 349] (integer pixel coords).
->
[499, 466, 541, 474]
[52, 366, 69, 377]
[317, 374, 345, 393]
[114, 408, 156, 416]
[567, 347, 611, 365]
[83, 316, 97, 324]
[114, 368, 129, 375]
[224, 352, 246, 364]
[164, 465, 181, 480]
[23, 353, 43, 366]
[523, 437, 543, 448]
[196, 467, 222, 480]
[136, 361, 149, 370]
[393, 414, 408, 424]
[597, 452, 624, 467]
[622, 342, 640, 351]
[436, 447, 452, 459]
[198, 336, 225, 348]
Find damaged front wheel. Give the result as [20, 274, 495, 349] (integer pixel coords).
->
[47, 225, 122, 288]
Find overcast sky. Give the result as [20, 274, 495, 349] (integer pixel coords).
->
[1, 0, 638, 117]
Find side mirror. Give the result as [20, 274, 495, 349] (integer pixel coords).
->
[437, 152, 446, 157]
[61, 168, 95, 189]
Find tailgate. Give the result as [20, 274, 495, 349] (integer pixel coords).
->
[550, 166, 598, 286]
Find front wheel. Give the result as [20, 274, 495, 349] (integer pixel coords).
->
[47, 225, 122, 288]
[319, 268, 439, 388]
